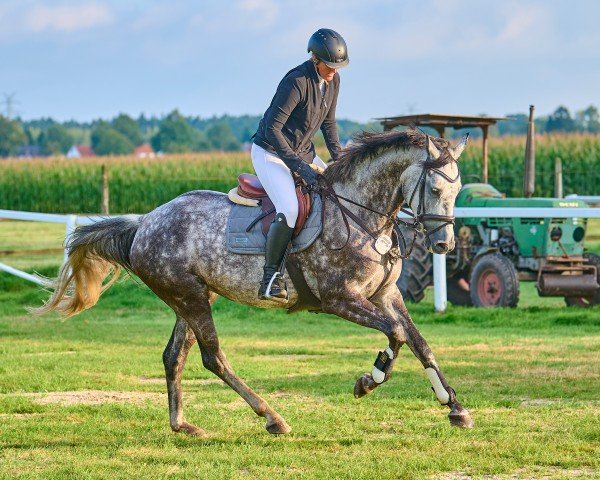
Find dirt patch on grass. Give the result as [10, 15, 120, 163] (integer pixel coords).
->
[137, 376, 222, 386]
[435, 467, 597, 479]
[0, 413, 40, 419]
[25, 390, 165, 406]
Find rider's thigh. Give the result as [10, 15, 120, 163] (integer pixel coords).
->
[251, 144, 298, 228]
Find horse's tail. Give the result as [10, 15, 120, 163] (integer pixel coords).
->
[30, 215, 142, 318]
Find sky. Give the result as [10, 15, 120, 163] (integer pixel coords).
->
[1, 0, 599, 123]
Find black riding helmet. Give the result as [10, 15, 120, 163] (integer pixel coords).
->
[307, 28, 349, 69]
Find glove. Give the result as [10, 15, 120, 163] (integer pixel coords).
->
[309, 163, 325, 175]
[295, 162, 319, 187]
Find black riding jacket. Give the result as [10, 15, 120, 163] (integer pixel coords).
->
[253, 60, 342, 172]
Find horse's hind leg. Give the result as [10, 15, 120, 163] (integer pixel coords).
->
[190, 311, 291, 435]
[163, 315, 203, 436]
[162, 278, 291, 435]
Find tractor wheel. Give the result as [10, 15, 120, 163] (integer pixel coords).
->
[447, 273, 473, 306]
[469, 253, 520, 308]
[565, 253, 600, 307]
[397, 231, 432, 303]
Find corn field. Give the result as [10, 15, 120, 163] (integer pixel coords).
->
[0, 134, 598, 214]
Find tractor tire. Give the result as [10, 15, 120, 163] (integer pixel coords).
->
[397, 231, 433, 303]
[565, 253, 600, 307]
[469, 253, 520, 308]
[447, 273, 473, 306]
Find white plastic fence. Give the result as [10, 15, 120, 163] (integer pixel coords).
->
[2, 207, 600, 311]
[0, 209, 106, 286]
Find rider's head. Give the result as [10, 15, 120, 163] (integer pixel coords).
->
[308, 28, 349, 82]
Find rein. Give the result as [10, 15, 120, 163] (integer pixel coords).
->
[317, 149, 460, 258]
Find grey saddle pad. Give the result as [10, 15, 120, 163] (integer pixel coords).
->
[226, 193, 323, 255]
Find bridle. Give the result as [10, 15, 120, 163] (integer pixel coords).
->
[317, 142, 460, 258]
[401, 152, 460, 244]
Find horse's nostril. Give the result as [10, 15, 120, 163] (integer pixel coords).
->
[436, 242, 448, 251]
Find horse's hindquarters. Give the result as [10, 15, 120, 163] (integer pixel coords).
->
[129, 190, 297, 309]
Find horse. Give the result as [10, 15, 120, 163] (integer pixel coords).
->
[33, 129, 472, 436]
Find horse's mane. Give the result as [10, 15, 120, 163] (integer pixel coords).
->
[324, 129, 451, 182]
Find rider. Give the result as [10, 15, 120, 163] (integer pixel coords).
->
[252, 28, 349, 301]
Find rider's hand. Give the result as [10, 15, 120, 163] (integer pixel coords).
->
[309, 163, 325, 175]
[295, 162, 319, 187]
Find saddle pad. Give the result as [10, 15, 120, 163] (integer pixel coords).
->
[226, 193, 323, 255]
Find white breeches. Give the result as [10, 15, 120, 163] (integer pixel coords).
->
[251, 143, 328, 228]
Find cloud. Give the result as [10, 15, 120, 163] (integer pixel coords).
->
[24, 2, 114, 33]
[236, 0, 279, 28]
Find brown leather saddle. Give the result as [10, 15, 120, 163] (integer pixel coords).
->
[236, 173, 311, 237]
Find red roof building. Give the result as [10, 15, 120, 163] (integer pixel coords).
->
[67, 145, 95, 158]
[134, 144, 155, 158]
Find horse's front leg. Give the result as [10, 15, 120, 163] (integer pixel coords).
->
[321, 289, 406, 398]
[391, 294, 474, 428]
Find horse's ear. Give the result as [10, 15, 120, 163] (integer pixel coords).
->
[426, 136, 441, 160]
[449, 133, 469, 160]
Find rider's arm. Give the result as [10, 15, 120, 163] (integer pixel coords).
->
[264, 76, 304, 172]
[320, 75, 342, 161]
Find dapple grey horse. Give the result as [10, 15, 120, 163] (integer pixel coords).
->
[34, 130, 472, 436]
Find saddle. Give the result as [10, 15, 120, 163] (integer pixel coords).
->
[228, 173, 311, 238]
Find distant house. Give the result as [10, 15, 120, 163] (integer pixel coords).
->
[134, 144, 155, 158]
[17, 145, 42, 158]
[67, 145, 95, 158]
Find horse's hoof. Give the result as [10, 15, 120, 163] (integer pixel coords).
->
[173, 422, 208, 437]
[265, 417, 292, 435]
[354, 373, 377, 399]
[448, 408, 474, 429]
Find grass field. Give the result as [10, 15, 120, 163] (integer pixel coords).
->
[0, 223, 599, 479]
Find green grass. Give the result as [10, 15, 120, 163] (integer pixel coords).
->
[1, 219, 599, 479]
[1, 260, 599, 478]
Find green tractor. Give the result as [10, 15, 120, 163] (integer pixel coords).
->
[398, 183, 600, 307]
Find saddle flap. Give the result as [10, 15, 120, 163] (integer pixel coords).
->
[260, 186, 311, 238]
[237, 173, 267, 199]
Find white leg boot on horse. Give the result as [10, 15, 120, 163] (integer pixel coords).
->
[391, 295, 474, 428]
[319, 284, 406, 399]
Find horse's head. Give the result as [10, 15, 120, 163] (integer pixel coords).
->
[400, 134, 468, 254]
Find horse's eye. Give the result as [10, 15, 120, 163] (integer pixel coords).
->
[431, 186, 440, 195]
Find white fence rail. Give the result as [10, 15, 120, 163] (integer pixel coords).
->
[2, 207, 600, 311]
[0, 209, 107, 285]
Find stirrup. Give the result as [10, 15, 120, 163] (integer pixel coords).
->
[259, 272, 288, 300]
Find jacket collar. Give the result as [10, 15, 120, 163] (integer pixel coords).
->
[302, 59, 320, 83]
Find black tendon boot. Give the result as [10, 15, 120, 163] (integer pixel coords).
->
[259, 213, 294, 300]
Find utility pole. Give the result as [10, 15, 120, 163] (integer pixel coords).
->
[1, 92, 19, 119]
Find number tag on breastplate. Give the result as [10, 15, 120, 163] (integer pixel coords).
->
[374, 235, 392, 255]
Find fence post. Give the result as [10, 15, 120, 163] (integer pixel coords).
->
[433, 253, 447, 312]
[554, 157, 563, 199]
[101, 164, 110, 215]
[64, 215, 77, 263]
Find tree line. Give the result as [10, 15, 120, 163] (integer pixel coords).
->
[0, 105, 598, 158]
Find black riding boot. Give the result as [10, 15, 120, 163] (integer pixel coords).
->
[259, 213, 293, 300]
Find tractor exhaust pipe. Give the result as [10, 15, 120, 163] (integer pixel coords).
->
[524, 105, 536, 198]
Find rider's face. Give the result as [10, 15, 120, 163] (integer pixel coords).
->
[316, 61, 336, 82]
